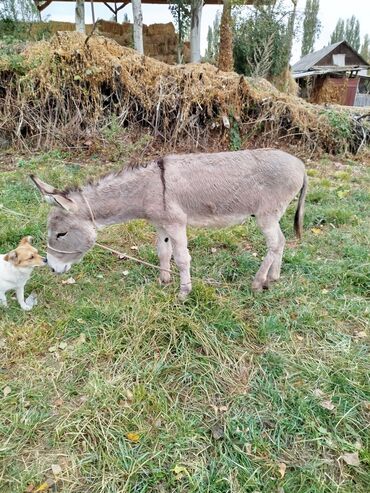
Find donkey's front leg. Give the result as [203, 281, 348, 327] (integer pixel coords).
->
[156, 227, 173, 284]
[167, 224, 192, 300]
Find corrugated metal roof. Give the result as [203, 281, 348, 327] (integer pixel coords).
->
[292, 41, 343, 72]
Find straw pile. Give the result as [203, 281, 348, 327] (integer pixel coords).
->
[0, 32, 368, 153]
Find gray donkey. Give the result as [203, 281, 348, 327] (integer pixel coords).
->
[31, 148, 307, 298]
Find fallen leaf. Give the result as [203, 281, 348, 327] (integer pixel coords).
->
[130, 246, 138, 251]
[245, 442, 252, 454]
[96, 274, 104, 279]
[62, 277, 76, 285]
[0, 339, 6, 348]
[76, 333, 86, 344]
[211, 424, 224, 440]
[363, 401, 370, 411]
[355, 331, 367, 339]
[321, 289, 329, 294]
[58, 342, 67, 350]
[25, 485, 35, 493]
[54, 398, 64, 407]
[278, 462, 287, 479]
[126, 389, 133, 401]
[313, 389, 325, 398]
[126, 432, 140, 443]
[320, 400, 335, 411]
[311, 227, 322, 235]
[51, 464, 62, 475]
[211, 247, 217, 254]
[48, 346, 57, 353]
[252, 252, 258, 257]
[122, 270, 129, 276]
[3, 386, 11, 397]
[33, 479, 55, 492]
[341, 451, 360, 466]
[172, 464, 189, 480]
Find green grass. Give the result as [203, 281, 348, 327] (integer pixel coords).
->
[0, 151, 369, 493]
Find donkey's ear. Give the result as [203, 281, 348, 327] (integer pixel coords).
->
[30, 175, 58, 195]
[30, 175, 78, 213]
[46, 194, 78, 213]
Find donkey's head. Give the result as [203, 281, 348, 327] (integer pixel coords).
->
[31, 175, 97, 274]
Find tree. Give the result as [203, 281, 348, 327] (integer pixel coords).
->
[0, 0, 40, 22]
[233, 1, 293, 79]
[360, 34, 370, 62]
[330, 18, 345, 44]
[75, 0, 85, 33]
[285, 0, 298, 67]
[218, 0, 233, 71]
[204, 12, 220, 64]
[344, 15, 360, 51]
[301, 0, 320, 57]
[190, 0, 203, 63]
[132, 0, 143, 54]
[169, 1, 192, 63]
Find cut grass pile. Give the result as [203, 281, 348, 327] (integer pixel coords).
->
[1, 32, 369, 154]
[0, 150, 369, 493]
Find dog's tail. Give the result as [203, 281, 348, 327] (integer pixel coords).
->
[294, 174, 308, 240]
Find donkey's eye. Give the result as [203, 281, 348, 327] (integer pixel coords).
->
[30, 255, 34, 259]
[57, 232, 68, 239]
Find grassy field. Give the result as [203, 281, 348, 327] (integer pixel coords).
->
[0, 149, 369, 493]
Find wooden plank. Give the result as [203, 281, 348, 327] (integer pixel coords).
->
[35, 0, 257, 5]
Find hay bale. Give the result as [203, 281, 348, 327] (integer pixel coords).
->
[0, 32, 366, 153]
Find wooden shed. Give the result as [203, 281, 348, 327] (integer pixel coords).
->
[292, 40, 370, 106]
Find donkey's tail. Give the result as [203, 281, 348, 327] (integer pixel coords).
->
[294, 174, 308, 240]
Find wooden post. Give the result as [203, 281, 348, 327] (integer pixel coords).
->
[190, 0, 203, 63]
[132, 0, 144, 54]
[75, 0, 85, 33]
[218, 0, 233, 72]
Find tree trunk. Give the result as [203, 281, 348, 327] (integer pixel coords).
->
[132, 0, 144, 54]
[286, 0, 297, 68]
[75, 0, 85, 34]
[190, 1, 203, 63]
[218, 0, 233, 72]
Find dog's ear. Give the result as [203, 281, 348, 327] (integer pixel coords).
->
[4, 250, 18, 263]
[30, 175, 78, 213]
[20, 236, 33, 246]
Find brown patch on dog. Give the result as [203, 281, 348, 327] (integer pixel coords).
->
[4, 236, 45, 267]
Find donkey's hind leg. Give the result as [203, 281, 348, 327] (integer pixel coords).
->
[166, 224, 192, 299]
[252, 215, 285, 291]
[267, 223, 285, 284]
[156, 227, 173, 284]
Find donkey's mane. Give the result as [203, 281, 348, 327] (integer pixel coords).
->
[63, 159, 161, 195]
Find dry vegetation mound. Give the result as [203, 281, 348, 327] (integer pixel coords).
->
[0, 32, 368, 153]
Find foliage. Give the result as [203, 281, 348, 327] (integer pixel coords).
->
[0, 0, 39, 22]
[344, 15, 361, 51]
[168, 0, 191, 62]
[360, 34, 370, 63]
[330, 18, 345, 44]
[301, 0, 321, 57]
[330, 16, 361, 52]
[204, 11, 221, 65]
[0, 151, 369, 492]
[323, 109, 352, 143]
[233, 1, 296, 78]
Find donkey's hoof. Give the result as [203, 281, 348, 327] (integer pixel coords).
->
[159, 273, 171, 285]
[251, 280, 264, 292]
[178, 285, 192, 301]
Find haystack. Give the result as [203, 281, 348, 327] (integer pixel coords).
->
[0, 32, 367, 153]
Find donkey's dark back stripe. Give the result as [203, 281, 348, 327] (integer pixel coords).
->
[157, 158, 166, 210]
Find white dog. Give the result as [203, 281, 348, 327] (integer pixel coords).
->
[0, 236, 46, 310]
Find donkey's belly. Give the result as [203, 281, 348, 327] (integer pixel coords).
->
[187, 213, 249, 228]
